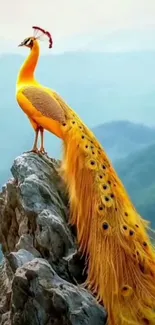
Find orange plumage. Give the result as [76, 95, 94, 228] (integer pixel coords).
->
[16, 27, 155, 325]
[16, 27, 64, 153]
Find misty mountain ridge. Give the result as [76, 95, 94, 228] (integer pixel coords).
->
[78, 28, 155, 52]
[93, 120, 155, 159]
[115, 142, 155, 228]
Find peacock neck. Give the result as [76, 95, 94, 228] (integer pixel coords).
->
[17, 42, 40, 84]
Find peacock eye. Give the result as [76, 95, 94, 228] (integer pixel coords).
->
[24, 38, 33, 47]
[24, 38, 30, 45]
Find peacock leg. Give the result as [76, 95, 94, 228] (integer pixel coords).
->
[31, 129, 39, 153]
[39, 127, 47, 154]
[24, 129, 39, 154]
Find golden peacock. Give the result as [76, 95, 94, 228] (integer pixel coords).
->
[16, 26, 155, 325]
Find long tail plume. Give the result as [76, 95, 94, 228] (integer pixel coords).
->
[53, 92, 155, 325]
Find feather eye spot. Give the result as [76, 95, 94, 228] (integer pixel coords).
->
[135, 224, 139, 228]
[98, 205, 104, 211]
[108, 180, 111, 185]
[81, 135, 85, 139]
[115, 207, 117, 211]
[102, 165, 106, 170]
[97, 204, 105, 214]
[90, 140, 94, 144]
[79, 126, 82, 129]
[143, 242, 147, 247]
[139, 263, 145, 273]
[103, 195, 113, 207]
[86, 159, 97, 170]
[129, 230, 134, 236]
[62, 123, 67, 126]
[121, 285, 133, 297]
[103, 185, 107, 190]
[102, 222, 109, 230]
[142, 318, 150, 325]
[122, 286, 128, 291]
[90, 145, 94, 149]
[110, 193, 114, 198]
[125, 212, 128, 216]
[92, 151, 95, 155]
[98, 150, 101, 155]
[123, 225, 127, 230]
[71, 120, 76, 124]
[85, 145, 88, 149]
[99, 175, 103, 179]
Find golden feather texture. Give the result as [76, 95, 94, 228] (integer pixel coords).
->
[22, 86, 66, 123]
[50, 93, 155, 325]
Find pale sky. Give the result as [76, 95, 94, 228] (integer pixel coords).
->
[0, 0, 155, 52]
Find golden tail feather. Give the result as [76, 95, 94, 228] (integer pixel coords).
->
[53, 93, 155, 325]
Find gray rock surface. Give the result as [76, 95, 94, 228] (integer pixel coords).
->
[0, 153, 107, 325]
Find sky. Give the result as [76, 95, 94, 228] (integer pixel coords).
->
[0, 0, 155, 53]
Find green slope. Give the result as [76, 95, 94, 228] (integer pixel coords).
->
[115, 143, 155, 228]
[93, 121, 155, 160]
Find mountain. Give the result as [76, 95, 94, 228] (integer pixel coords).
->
[92, 121, 155, 160]
[115, 143, 155, 228]
[78, 28, 155, 53]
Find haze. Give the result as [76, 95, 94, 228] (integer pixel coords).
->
[0, 0, 155, 53]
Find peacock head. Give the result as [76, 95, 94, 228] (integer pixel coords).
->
[18, 26, 53, 50]
[18, 37, 36, 49]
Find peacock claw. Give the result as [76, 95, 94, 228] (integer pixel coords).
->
[38, 148, 47, 155]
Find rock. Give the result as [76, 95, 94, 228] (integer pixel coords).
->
[0, 262, 12, 325]
[0, 312, 11, 325]
[6, 249, 35, 272]
[15, 234, 41, 257]
[35, 209, 74, 262]
[11, 258, 107, 325]
[0, 153, 107, 325]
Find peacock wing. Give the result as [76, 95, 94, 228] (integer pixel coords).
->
[52, 90, 103, 146]
[22, 86, 66, 124]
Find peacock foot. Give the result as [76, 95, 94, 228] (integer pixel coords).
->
[38, 147, 47, 155]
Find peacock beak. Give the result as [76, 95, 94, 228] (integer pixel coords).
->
[18, 41, 24, 47]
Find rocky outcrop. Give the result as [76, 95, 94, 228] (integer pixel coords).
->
[0, 153, 107, 325]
